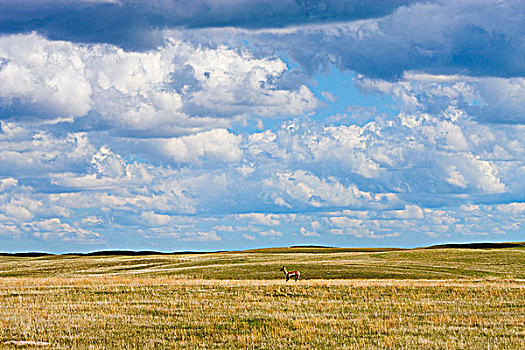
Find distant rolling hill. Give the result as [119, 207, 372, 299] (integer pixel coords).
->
[0, 242, 523, 280]
[1, 242, 523, 257]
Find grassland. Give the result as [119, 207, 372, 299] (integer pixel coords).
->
[0, 246, 523, 349]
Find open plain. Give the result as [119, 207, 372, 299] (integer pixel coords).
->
[0, 246, 524, 349]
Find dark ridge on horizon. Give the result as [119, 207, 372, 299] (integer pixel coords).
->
[0, 252, 53, 257]
[0, 242, 523, 257]
[72, 250, 227, 257]
[423, 242, 525, 250]
[239, 246, 406, 254]
[0, 250, 226, 257]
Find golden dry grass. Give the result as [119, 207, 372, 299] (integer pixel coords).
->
[0, 248, 523, 349]
[1, 247, 524, 280]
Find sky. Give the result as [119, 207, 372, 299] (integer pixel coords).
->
[0, 0, 524, 253]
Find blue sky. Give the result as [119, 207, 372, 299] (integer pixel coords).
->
[0, 0, 523, 253]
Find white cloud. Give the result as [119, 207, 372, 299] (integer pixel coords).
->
[159, 129, 242, 164]
[389, 205, 424, 220]
[1, 202, 35, 221]
[0, 178, 17, 192]
[300, 227, 320, 237]
[213, 225, 234, 232]
[0, 34, 92, 118]
[0, 121, 29, 141]
[461, 155, 506, 194]
[181, 230, 220, 242]
[258, 229, 283, 237]
[182, 43, 318, 118]
[49, 186, 196, 214]
[140, 211, 173, 226]
[0, 130, 95, 176]
[51, 145, 154, 190]
[91, 146, 126, 177]
[0, 223, 18, 234]
[446, 166, 468, 188]
[246, 130, 286, 160]
[237, 213, 281, 226]
[22, 218, 100, 242]
[0, 99, 518, 247]
[356, 73, 525, 124]
[80, 216, 104, 225]
[241, 108, 518, 208]
[326, 216, 373, 238]
[496, 202, 525, 214]
[0, 195, 43, 222]
[263, 170, 396, 209]
[306, 124, 385, 178]
[0, 34, 318, 136]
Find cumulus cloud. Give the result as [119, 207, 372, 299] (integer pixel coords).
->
[0, 34, 92, 119]
[0, 129, 94, 177]
[21, 218, 100, 242]
[181, 230, 220, 242]
[326, 216, 374, 238]
[159, 129, 242, 164]
[1, 198, 38, 221]
[258, 229, 283, 237]
[356, 73, 525, 124]
[237, 213, 282, 226]
[389, 205, 425, 220]
[4, 1, 522, 99]
[0, 223, 18, 234]
[140, 211, 173, 226]
[242, 234, 256, 241]
[0, 34, 318, 136]
[496, 202, 525, 214]
[0, 178, 17, 192]
[0, 98, 521, 245]
[244, 110, 522, 199]
[49, 172, 197, 215]
[80, 216, 104, 225]
[180, 43, 318, 119]
[262, 170, 397, 210]
[300, 227, 320, 237]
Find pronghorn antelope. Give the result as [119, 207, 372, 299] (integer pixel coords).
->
[280, 266, 300, 282]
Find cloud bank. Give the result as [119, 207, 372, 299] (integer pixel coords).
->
[0, 0, 523, 252]
[0, 0, 416, 47]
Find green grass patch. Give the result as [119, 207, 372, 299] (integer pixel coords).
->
[0, 247, 523, 280]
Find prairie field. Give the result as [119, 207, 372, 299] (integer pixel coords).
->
[0, 246, 523, 349]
